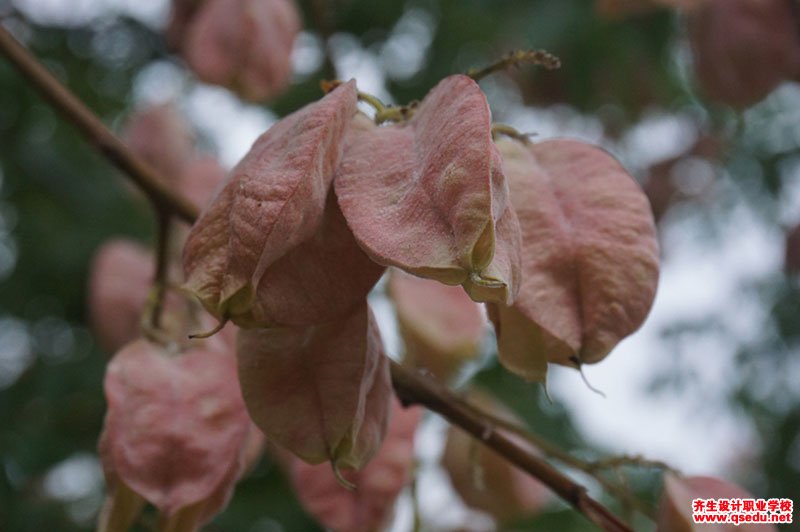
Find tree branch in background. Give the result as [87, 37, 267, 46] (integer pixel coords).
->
[0, 25, 632, 532]
[0, 25, 199, 224]
[467, 49, 561, 82]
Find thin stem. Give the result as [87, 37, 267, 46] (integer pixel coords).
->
[476, 410, 658, 521]
[1, 26, 631, 532]
[391, 363, 632, 532]
[587, 455, 674, 474]
[149, 209, 172, 330]
[0, 25, 199, 224]
[491, 123, 534, 144]
[468, 49, 561, 82]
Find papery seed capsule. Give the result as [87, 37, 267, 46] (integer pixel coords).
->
[490, 138, 659, 381]
[335, 75, 521, 305]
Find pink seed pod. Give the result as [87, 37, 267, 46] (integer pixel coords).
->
[181, 0, 301, 102]
[335, 75, 522, 305]
[177, 154, 227, 211]
[99, 339, 252, 528]
[123, 103, 195, 182]
[236, 303, 392, 470]
[442, 390, 549, 524]
[248, 192, 385, 327]
[388, 269, 486, 380]
[290, 399, 423, 532]
[657, 473, 778, 532]
[182, 81, 361, 327]
[490, 138, 659, 382]
[688, 0, 800, 108]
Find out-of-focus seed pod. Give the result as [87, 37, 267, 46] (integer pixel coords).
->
[181, 0, 300, 101]
[88, 240, 152, 353]
[99, 339, 252, 530]
[335, 75, 522, 305]
[442, 391, 549, 524]
[123, 103, 194, 182]
[490, 139, 659, 381]
[177, 154, 227, 211]
[657, 473, 778, 532]
[388, 269, 485, 380]
[236, 304, 392, 470]
[182, 81, 361, 327]
[688, 0, 800, 108]
[290, 400, 422, 532]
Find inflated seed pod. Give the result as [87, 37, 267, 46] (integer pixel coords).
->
[335, 75, 521, 305]
[99, 339, 251, 530]
[490, 138, 659, 381]
[236, 304, 392, 470]
[182, 81, 364, 327]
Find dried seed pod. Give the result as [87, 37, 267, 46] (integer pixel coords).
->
[388, 269, 486, 380]
[182, 81, 360, 327]
[123, 103, 194, 182]
[290, 400, 422, 532]
[249, 192, 385, 327]
[100, 340, 251, 525]
[657, 473, 778, 532]
[335, 75, 521, 305]
[182, 0, 300, 101]
[236, 304, 392, 469]
[491, 139, 659, 381]
[442, 391, 549, 524]
[688, 0, 800, 108]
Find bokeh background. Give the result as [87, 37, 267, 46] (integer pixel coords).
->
[0, 0, 799, 530]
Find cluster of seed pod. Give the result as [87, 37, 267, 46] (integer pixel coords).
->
[91, 41, 660, 532]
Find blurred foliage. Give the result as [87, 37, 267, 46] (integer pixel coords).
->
[0, 0, 798, 531]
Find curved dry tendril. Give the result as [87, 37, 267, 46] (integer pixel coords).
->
[491, 123, 535, 144]
[356, 90, 412, 124]
[188, 317, 228, 339]
[468, 49, 561, 82]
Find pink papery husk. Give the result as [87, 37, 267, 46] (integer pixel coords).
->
[182, 81, 383, 328]
[290, 399, 423, 532]
[442, 390, 550, 524]
[182, 0, 301, 102]
[489, 138, 659, 382]
[688, 0, 800, 108]
[388, 268, 486, 380]
[100, 339, 252, 525]
[335, 75, 522, 306]
[236, 303, 392, 470]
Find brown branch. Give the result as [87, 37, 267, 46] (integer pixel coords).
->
[467, 49, 561, 82]
[0, 25, 199, 224]
[475, 409, 657, 521]
[0, 26, 631, 532]
[392, 364, 632, 532]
